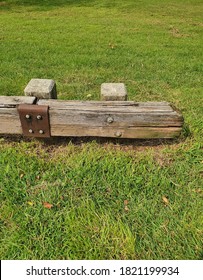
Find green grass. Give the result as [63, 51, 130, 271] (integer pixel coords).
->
[0, 0, 203, 259]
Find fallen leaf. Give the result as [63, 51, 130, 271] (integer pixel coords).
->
[195, 188, 202, 193]
[109, 42, 116, 49]
[124, 200, 129, 206]
[20, 173, 24, 179]
[124, 200, 129, 211]
[27, 201, 34, 206]
[162, 196, 169, 205]
[43, 202, 53, 209]
[86, 94, 92, 98]
[106, 187, 111, 193]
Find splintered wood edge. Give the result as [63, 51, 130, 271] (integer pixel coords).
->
[37, 99, 183, 117]
[37, 99, 171, 107]
[37, 100, 175, 112]
[0, 96, 36, 107]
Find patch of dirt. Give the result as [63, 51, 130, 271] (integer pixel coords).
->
[0, 2, 7, 6]
[153, 150, 174, 167]
[169, 26, 191, 38]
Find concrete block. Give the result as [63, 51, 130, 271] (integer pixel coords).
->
[101, 83, 127, 101]
[24, 79, 57, 99]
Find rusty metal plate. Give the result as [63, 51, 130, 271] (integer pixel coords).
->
[17, 104, 51, 138]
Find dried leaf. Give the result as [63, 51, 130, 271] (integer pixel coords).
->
[124, 200, 129, 211]
[20, 173, 24, 179]
[106, 187, 111, 193]
[195, 188, 202, 193]
[124, 200, 129, 206]
[27, 201, 34, 206]
[162, 196, 169, 205]
[109, 42, 116, 49]
[43, 202, 53, 209]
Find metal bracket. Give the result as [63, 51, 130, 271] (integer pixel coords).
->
[17, 104, 51, 138]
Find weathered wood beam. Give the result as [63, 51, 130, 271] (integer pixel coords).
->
[38, 99, 183, 139]
[0, 96, 183, 139]
[0, 96, 36, 134]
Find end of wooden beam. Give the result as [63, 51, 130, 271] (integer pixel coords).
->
[24, 78, 57, 99]
[101, 83, 128, 101]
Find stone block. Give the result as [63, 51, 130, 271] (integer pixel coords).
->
[24, 79, 57, 99]
[101, 83, 127, 101]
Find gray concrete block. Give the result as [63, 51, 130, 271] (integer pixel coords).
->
[24, 79, 57, 99]
[101, 83, 127, 101]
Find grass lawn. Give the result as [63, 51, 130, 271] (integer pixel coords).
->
[0, 0, 203, 259]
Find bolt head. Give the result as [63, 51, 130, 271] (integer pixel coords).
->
[25, 114, 30, 119]
[39, 130, 44, 134]
[37, 115, 42, 120]
[28, 129, 33, 133]
[115, 131, 122, 137]
[107, 116, 114, 123]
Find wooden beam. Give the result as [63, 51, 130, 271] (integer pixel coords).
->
[0, 96, 36, 134]
[0, 96, 36, 107]
[38, 99, 183, 139]
[0, 97, 183, 139]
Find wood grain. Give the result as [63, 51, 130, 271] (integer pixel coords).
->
[0, 96, 36, 134]
[0, 96, 36, 107]
[49, 125, 182, 138]
[38, 99, 184, 139]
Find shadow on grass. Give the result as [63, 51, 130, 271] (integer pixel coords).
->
[1, 134, 187, 151]
[44, 137, 189, 152]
